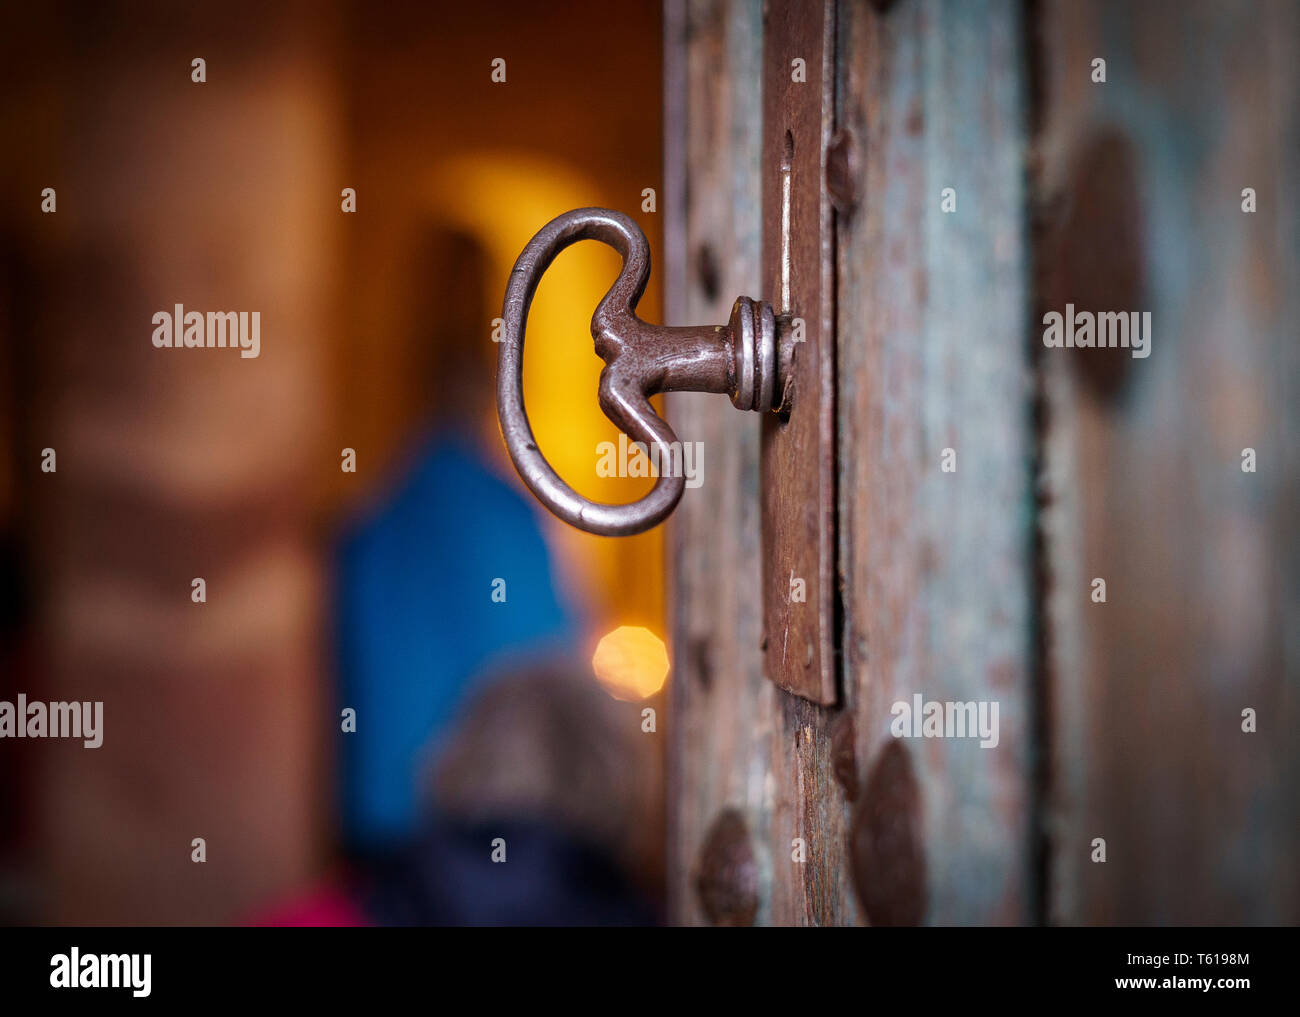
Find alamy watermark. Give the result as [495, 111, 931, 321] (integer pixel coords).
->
[1042, 304, 1151, 359]
[50, 949, 150, 998]
[0, 695, 103, 748]
[596, 432, 703, 489]
[152, 304, 260, 359]
[891, 694, 999, 748]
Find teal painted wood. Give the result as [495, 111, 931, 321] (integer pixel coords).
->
[837, 0, 1035, 924]
[669, 0, 1295, 926]
[668, 0, 1035, 925]
[1037, 0, 1300, 924]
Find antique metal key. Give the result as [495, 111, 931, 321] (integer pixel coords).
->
[496, 207, 794, 537]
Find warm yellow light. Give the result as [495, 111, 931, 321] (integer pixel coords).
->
[417, 154, 664, 631]
[591, 625, 669, 701]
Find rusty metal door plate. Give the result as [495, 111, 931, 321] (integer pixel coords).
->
[759, 0, 836, 704]
[495, 1, 837, 704]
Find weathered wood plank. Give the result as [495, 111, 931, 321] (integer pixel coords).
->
[666, 0, 779, 925]
[672, 0, 1295, 927]
[671, 0, 1035, 926]
[1037, 0, 1300, 924]
[837, 0, 1035, 924]
[668, 0, 862, 927]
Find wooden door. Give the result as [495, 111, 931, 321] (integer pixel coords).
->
[664, 0, 1298, 926]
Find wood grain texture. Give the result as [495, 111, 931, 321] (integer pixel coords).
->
[669, 0, 1294, 926]
[670, 0, 1034, 926]
[666, 0, 856, 926]
[666, 0, 774, 925]
[837, 0, 1035, 924]
[1037, 0, 1300, 924]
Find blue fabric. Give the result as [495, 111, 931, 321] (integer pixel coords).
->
[335, 432, 577, 851]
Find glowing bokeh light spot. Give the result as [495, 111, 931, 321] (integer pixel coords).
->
[591, 625, 669, 701]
